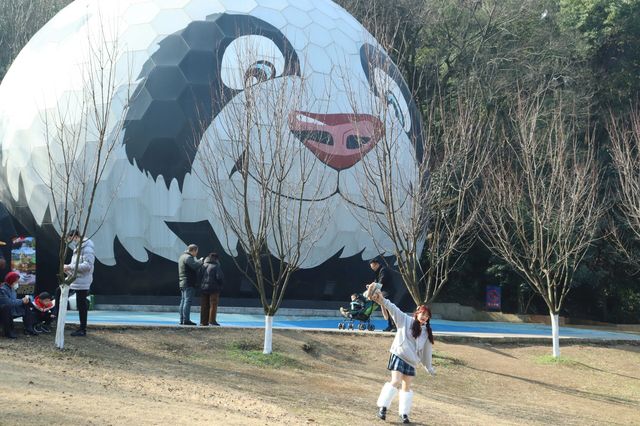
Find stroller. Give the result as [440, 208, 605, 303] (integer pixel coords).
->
[338, 299, 380, 331]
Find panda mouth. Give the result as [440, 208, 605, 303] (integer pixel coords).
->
[226, 111, 394, 208]
[288, 110, 384, 171]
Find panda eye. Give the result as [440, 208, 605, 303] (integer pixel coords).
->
[386, 92, 405, 129]
[373, 68, 411, 132]
[221, 35, 285, 91]
[244, 60, 276, 87]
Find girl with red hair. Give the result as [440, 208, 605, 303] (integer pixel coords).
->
[368, 284, 435, 424]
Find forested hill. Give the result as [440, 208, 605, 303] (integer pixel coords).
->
[1, 0, 639, 323]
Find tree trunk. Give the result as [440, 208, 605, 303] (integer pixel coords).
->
[263, 315, 274, 354]
[550, 311, 560, 358]
[55, 284, 70, 349]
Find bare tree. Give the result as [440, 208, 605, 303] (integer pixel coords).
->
[344, 73, 492, 304]
[481, 89, 604, 357]
[39, 17, 129, 349]
[194, 39, 331, 354]
[608, 105, 640, 267]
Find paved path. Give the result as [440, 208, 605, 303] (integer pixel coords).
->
[62, 310, 640, 341]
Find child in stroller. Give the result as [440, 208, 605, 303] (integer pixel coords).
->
[338, 292, 380, 331]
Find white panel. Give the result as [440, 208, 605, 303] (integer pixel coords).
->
[151, 9, 192, 35]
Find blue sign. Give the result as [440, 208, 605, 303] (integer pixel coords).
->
[486, 285, 501, 310]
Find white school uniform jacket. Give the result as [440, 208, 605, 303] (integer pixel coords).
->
[382, 298, 434, 371]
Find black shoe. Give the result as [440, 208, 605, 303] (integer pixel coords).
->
[70, 329, 86, 337]
[24, 328, 39, 336]
[209, 322, 220, 326]
[34, 324, 49, 333]
[400, 414, 410, 424]
[389, 327, 397, 332]
[5, 330, 17, 339]
[183, 320, 196, 326]
[377, 407, 387, 420]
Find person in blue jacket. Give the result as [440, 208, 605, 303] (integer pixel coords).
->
[0, 271, 37, 338]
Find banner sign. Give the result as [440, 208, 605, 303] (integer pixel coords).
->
[486, 285, 501, 311]
[12, 236, 36, 296]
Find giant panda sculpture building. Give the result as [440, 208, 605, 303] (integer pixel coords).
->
[0, 0, 422, 300]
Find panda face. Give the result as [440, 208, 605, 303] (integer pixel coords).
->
[0, 0, 423, 269]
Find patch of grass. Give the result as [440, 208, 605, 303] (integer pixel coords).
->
[227, 341, 302, 369]
[433, 351, 466, 367]
[156, 341, 190, 355]
[534, 354, 581, 367]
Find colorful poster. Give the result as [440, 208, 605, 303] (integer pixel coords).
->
[11, 236, 36, 295]
[486, 285, 501, 311]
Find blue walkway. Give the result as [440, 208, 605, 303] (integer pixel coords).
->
[62, 310, 640, 341]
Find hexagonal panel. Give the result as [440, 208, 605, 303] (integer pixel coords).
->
[219, 0, 258, 14]
[147, 34, 189, 65]
[281, 7, 312, 29]
[155, 0, 191, 8]
[306, 23, 335, 47]
[183, 0, 225, 20]
[249, 6, 288, 29]
[180, 20, 225, 51]
[124, 2, 160, 25]
[151, 9, 192, 34]
[121, 24, 159, 51]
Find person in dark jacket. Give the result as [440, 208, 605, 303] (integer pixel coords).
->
[199, 253, 224, 326]
[178, 244, 203, 325]
[370, 258, 396, 332]
[0, 271, 37, 338]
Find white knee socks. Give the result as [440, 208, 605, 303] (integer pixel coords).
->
[376, 382, 398, 408]
[398, 390, 414, 416]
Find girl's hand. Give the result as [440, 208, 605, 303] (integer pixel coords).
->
[367, 284, 382, 302]
[424, 366, 436, 376]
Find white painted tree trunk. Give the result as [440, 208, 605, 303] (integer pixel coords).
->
[263, 315, 274, 354]
[55, 285, 70, 349]
[550, 312, 560, 358]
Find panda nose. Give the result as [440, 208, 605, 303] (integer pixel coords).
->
[289, 111, 384, 171]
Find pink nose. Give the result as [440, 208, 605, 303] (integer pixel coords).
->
[289, 111, 384, 170]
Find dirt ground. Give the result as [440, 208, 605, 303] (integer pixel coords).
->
[0, 327, 638, 426]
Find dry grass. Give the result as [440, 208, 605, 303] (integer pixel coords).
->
[0, 328, 638, 425]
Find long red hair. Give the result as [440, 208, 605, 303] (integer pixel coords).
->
[411, 305, 434, 344]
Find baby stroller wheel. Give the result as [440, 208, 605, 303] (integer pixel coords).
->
[348, 323, 354, 330]
[368, 324, 375, 331]
[358, 323, 366, 331]
[338, 323, 344, 330]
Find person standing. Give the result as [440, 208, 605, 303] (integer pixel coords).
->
[199, 252, 224, 326]
[64, 229, 95, 337]
[369, 258, 396, 332]
[178, 244, 203, 325]
[367, 284, 436, 424]
[0, 271, 37, 337]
